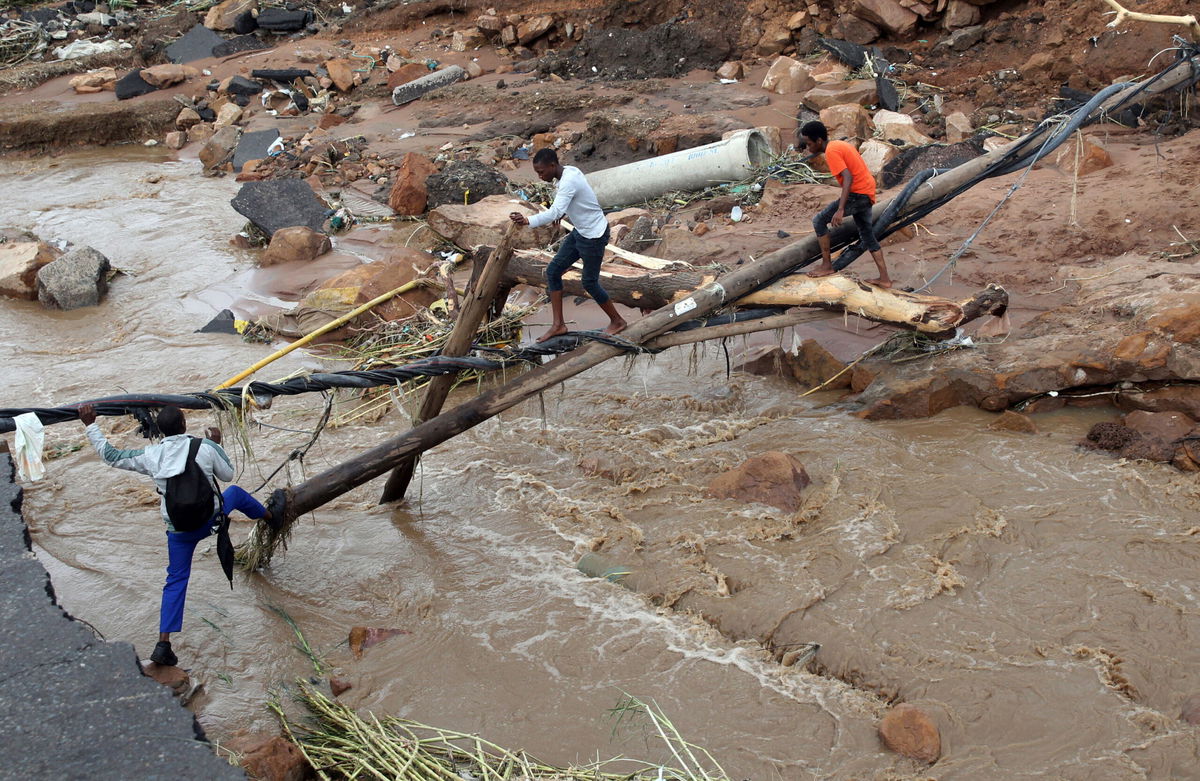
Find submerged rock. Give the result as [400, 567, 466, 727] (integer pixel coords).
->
[238, 735, 313, 781]
[707, 452, 811, 511]
[37, 246, 110, 310]
[878, 703, 941, 763]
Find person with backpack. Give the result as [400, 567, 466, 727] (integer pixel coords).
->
[78, 403, 270, 667]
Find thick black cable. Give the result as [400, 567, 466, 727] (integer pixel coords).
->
[0, 314, 781, 434]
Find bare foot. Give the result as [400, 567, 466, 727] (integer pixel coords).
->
[603, 318, 627, 336]
[536, 324, 569, 343]
[807, 266, 837, 278]
[868, 277, 893, 289]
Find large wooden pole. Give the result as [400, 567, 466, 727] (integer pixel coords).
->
[273, 56, 1199, 524]
[378, 226, 518, 502]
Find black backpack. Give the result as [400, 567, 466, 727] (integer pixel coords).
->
[164, 437, 218, 532]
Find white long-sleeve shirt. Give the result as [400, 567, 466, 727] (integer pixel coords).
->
[527, 165, 609, 239]
[86, 424, 233, 529]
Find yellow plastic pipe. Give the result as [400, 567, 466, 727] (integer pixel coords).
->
[213, 270, 447, 391]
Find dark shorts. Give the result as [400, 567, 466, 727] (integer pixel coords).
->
[813, 192, 881, 252]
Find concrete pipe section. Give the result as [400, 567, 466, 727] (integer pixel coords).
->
[587, 129, 772, 209]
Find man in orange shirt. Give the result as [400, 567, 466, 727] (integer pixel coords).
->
[797, 120, 892, 288]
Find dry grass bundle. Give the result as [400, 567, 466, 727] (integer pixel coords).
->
[271, 682, 730, 781]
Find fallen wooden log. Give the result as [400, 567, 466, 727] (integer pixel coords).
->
[504, 250, 1007, 333]
[378, 226, 518, 502]
[257, 53, 1200, 544]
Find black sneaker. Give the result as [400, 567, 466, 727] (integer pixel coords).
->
[150, 641, 178, 667]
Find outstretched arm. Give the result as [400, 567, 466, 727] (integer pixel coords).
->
[78, 404, 154, 476]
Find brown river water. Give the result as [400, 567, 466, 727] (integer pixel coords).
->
[3, 150, 1199, 779]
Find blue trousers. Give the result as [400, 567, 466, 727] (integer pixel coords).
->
[160, 485, 265, 634]
[545, 227, 611, 304]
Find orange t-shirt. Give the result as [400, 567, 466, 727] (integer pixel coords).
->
[824, 139, 876, 203]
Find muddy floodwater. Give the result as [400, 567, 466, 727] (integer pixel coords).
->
[3, 151, 1199, 779]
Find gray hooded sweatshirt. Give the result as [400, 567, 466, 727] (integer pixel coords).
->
[86, 424, 233, 531]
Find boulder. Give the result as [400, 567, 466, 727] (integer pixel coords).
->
[944, 111, 973, 143]
[230, 179, 330, 236]
[735, 345, 789, 377]
[313, 250, 439, 322]
[801, 80, 878, 111]
[261, 226, 332, 266]
[199, 125, 241, 170]
[756, 24, 793, 57]
[819, 103, 873, 143]
[425, 159, 510, 209]
[387, 62, 432, 91]
[165, 131, 187, 150]
[114, 70, 158, 101]
[325, 58, 357, 92]
[1146, 301, 1200, 345]
[878, 703, 940, 763]
[852, 0, 919, 36]
[788, 339, 851, 389]
[427, 194, 560, 249]
[164, 23, 224, 64]
[187, 122, 216, 145]
[1122, 410, 1194, 444]
[140, 63, 200, 88]
[223, 75, 262, 96]
[68, 67, 118, 93]
[707, 452, 812, 511]
[517, 15, 554, 45]
[175, 107, 202, 130]
[465, 60, 485, 78]
[988, 410, 1039, 434]
[831, 14, 881, 45]
[452, 28, 487, 51]
[943, 0, 981, 28]
[204, 0, 256, 30]
[239, 736, 312, 781]
[858, 139, 899, 179]
[388, 152, 439, 215]
[232, 128, 281, 173]
[213, 102, 243, 130]
[1054, 136, 1113, 177]
[716, 61, 744, 80]
[0, 242, 60, 300]
[873, 109, 936, 147]
[476, 14, 504, 34]
[36, 246, 111, 310]
[761, 56, 816, 95]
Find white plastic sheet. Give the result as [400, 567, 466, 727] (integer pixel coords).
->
[13, 412, 45, 482]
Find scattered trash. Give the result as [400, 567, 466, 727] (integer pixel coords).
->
[730, 205, 743, 222]
[52, 38, 128, 60]
[718, 78, 737, 84]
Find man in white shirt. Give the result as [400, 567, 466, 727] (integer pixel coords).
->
[509, 148, 627, 342]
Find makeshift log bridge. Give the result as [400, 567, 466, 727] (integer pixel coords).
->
[251, 52, 1200, 546]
